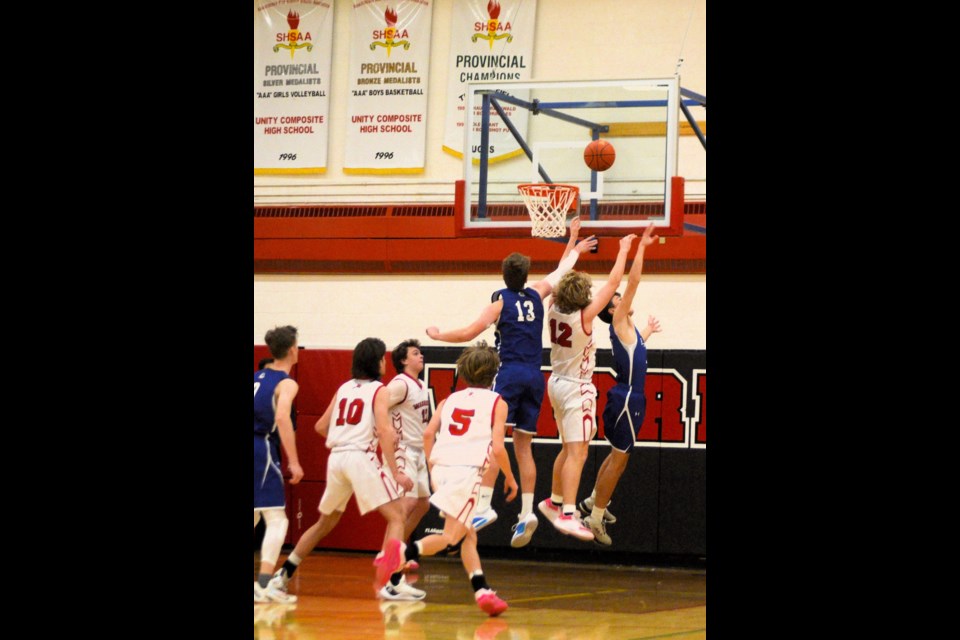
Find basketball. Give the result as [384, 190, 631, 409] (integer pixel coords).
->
[584, 139, 615, 172]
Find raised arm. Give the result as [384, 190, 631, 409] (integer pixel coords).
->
[584, 234, 636, 324]
[530, 217, 598, 299]
[425, 299, 502, 343]
[274, 379, 303, 484]
[613, 223, 658, 342]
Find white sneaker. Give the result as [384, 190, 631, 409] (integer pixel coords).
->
[271, 567, 290, 589]
[578, 496, 616, 524]
[537, 498, 562, 524]
[584, 515, 612, 546]
[379, 576, 426, 601]
[510, 512, 539, 548]
[255, 580, 298, 604]
[552, 513, 595, 541]
[472, 507, 498, 531]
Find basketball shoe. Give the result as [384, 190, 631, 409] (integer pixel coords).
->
[552, 513, 595, 541]
[510, 512, 539, 548]
[578, 496, 616, 524]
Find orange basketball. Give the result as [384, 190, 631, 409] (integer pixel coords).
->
[584, 139, 616, 172]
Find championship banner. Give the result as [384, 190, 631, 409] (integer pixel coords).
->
[254, 1, 334, 175]
[344, 1, 433, 174]
[442, 0, 537, 162]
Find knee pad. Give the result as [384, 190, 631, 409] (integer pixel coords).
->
[260, 509, 289, 566]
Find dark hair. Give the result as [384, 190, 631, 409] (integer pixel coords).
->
[597, 293, 620, 324]
[352, 337, 387, 380]
[258, 357, 275, 370]
[264, 325, 298, 359]
[501, 252, 531, 292]
[456, 340, 500, 388]
[392, 338, 421, 374]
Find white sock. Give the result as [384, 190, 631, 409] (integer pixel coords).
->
[478, 486, 494, 511]
[551, 492, 563, 505]
[591, 506, 606, 522]
[520, 493, 534, 517]
[562, 503, 576, 516]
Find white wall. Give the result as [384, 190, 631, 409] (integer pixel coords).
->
[254, 0, 707, 204]
[254, 272, 705, 350]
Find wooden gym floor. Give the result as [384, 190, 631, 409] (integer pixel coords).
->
[254, 550, 706, 639]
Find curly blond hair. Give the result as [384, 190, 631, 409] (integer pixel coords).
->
[552, 271, 593, 313]
[456, 341, 500, 388]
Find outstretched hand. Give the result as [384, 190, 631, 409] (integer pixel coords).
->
[647, 315, 662, 334]
[575, 235, 598, 253]
[425, 326, 440, 339]
[639, 223, 659, 247]
[619, 234, 638, 253]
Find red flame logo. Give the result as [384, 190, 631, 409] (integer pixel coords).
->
[286, 11, 300, 30]
[487, 0, 500, 20]
[385, 6, 397, 27]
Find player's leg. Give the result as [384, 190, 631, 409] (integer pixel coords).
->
[376, 498, 425, 597]
[256, 508, 295, 603]
[472, 459, 500, 531]
[580, 452, 618, 524]
[459, 526, 508, 616]
[274, 454, 353, 588]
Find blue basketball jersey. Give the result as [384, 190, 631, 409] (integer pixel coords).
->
[492, 287, 544, 366]
[254, 368, 288, 436]
[254, 368, 289, 508]
[610, 324, 647, 389]
[602, 324, 649, 451]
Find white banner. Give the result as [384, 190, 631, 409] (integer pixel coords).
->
[442, 0, 537, 162]
[345, 1, 433, 174]
[254, 1, 334, 174]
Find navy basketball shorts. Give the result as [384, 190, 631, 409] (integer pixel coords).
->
[254, 434, 286, 509]
[601, 385, 647, 453]
[493, 364, 546, 434]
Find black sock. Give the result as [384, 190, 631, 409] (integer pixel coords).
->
[470, 572, 490, 592]
[282, 560, 298, 579]
[405, 541, 420, 563]
[390, 572, 403, 586]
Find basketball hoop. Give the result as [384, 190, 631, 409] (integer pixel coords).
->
[517, 183, 580, 238]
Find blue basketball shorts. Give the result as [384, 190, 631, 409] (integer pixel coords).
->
[601, 385, 646, 453]
[493, 364, 546, 434]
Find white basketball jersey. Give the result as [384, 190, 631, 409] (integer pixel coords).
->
[325, 379, 383, 452]
[548, 307, 596, 382]
[431, 387, 500, 468]
[387, 373, 429, 450]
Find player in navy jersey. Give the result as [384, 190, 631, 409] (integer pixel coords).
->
[254, 325, 304, 604]
[426, 219, 597, 548]
[579, 224, 661, 545]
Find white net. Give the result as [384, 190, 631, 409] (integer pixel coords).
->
[517, 183, 580, 238]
